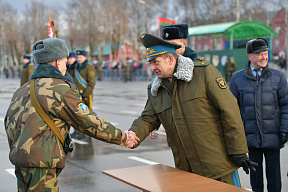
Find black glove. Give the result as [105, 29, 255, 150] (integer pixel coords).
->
[80, 93, 89, 106]
[80, 93, 86, 100]
[230, 154, 258, 174]
[280, 132, 288, 145]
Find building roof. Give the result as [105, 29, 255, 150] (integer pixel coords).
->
[188, 21, 278, 40]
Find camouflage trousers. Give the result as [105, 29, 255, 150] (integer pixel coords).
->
[15, 166, 62, 192]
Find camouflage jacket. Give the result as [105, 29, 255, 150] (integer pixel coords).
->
[5, 64, 126, 169]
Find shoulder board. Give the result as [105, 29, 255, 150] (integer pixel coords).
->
[147, 83, 152, 89]
[194, 56, 209, 67]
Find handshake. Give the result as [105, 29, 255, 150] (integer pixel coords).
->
[124, 130, 140, 148]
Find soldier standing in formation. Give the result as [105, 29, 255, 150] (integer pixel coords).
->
[4, 38, 139, 191]
[66, 52, 77, 81]
[20, 54, 34, 86]
[96, 60, 103, 81]
[224, 57, 237, 84]
[72, 50, 96, 141]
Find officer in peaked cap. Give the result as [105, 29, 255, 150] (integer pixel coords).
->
[140, 33, 181, 61]
[162, 23, 198, 62]
[20, 54, 34, 86]
[128, 32, 255, 187]
[73, 49, 96, 141]
[66, 52, 77, 79]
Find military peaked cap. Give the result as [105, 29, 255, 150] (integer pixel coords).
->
[23, 54, 31, 60]
[140, 33, 181, 61]
[68, 52, 76, 58]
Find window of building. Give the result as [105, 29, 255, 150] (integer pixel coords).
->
[275, 39, 280, 48]
[275, 26, 281, 34]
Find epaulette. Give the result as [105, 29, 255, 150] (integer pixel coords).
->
[194, 56, 209, 67]
[147, 83, 152, 89]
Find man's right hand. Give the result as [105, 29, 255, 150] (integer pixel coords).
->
[124, 130, 140, 148]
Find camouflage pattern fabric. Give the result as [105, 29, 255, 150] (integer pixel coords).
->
[15, 166, 61, 192]
[5, 77, 126, 169]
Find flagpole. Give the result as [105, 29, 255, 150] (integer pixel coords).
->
[47, 9, 55, 38]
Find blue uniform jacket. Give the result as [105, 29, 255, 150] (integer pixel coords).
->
[229, 61, 288, 149]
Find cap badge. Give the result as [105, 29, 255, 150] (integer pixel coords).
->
[165, 33, 169, 37]
[141, 34, 145, 39]
[147, 48, 156, 55]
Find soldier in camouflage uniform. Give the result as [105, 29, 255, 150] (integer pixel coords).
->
[72, 50, 96, 140]
[20, 54, 34, 86]
[4, 38, 139, 192]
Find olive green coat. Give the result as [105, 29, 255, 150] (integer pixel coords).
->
[20, 62, 34, 86]
[74, 60, 96, 98]
[130, 55, 248, 179]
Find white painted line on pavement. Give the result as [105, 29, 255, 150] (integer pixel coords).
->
[128, 156, 159, 165]
[71, 138, 89, 145]
[5, 169, 15, 177]
[133, 103, 145, 107]
[110, 122, 119, 126]
[121, 110, 138, 115]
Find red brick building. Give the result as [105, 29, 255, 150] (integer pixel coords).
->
[270, 8, 287, 55]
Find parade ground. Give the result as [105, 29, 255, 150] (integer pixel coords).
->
[0, 78, 287, 191]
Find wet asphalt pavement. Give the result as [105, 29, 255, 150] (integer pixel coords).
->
[0, 77, 287, 192]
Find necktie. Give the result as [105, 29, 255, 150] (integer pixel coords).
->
[254, 69, 260, 80]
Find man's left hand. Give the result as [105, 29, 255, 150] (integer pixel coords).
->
[280, 132, 288, 145]
[230, 154, 258, 174]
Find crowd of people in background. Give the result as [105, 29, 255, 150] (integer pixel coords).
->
[0, 58, 155, 82]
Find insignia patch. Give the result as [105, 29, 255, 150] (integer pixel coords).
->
[90, 70, 95, 76]
[216, 77, 227, 89]
[147, 48, 156, 55]
[78, 103, 89, 115]
[165, 33, 169, 37]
